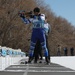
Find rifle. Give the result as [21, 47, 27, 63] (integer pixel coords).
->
[18, 10, 33, 17]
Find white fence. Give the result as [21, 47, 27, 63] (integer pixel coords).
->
[0, 46, 26, 70]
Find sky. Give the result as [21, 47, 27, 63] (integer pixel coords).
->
[44, 0, 75, 26]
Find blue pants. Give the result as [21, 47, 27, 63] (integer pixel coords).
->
[29, 28, 48, 57]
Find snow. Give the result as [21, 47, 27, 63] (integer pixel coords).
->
[51, 56, 75, 70]
[0, 56, 75, 71]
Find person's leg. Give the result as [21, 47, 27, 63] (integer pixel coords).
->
[28, 31, 37, 63]
[39, 31, 49, 64]
[39, 50, 43, 60]
[65, 50, 67, 56]
[34, 40, 43, 63]
[34, 40, 39, 63]
[28, 41, 36, 63]
[37, 40, 43, 60]
[64, 50, 66, 56]
[45, 35, 50, 61]
[72, 50, 74, 56]
[71, 50, 72, 56]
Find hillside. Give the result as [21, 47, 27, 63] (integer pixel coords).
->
[0, 0, 75, 55]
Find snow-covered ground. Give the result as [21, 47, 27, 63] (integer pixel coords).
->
[0, 56, 75, 71]
[51, 56, 75, 70]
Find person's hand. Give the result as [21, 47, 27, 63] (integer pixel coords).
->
[18, 11, 25, 18]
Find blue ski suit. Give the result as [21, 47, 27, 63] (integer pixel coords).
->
[21, 14, 48, 57]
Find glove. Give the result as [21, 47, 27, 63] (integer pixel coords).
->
[18, 11, 25, 18]
[18, 13, 25, 18]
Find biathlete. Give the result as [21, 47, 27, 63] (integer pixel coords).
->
[19, 7, 50, 64]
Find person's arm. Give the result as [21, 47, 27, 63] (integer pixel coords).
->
[19, 13, 33, 24]
[48, 24, 51, 34]
[21, 17, 31, 24]
[46, 23, 51, 36]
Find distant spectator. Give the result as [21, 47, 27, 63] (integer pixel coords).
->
[63, 47, 68, 56]
[70, 47, 74, 56]
[57, 45, 61, 56]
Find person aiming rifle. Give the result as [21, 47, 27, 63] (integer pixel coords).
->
[19, 7, 50, 65]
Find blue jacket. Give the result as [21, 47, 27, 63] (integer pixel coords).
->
[21, 14, 45, 29]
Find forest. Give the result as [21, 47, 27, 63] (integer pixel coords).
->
[0, 0, 75, 55]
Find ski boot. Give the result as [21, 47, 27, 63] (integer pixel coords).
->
[28, 56, 33, 63]
[45, 56, 50, 65]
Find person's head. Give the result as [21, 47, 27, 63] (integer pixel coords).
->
[33, 7, 40, 15]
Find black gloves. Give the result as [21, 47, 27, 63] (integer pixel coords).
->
[18, 11, 25, 18]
